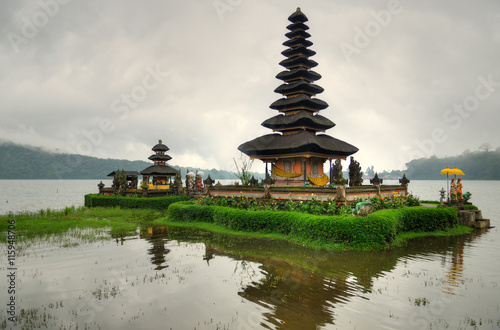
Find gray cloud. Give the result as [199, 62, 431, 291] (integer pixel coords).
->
[1, 0, 499, 173]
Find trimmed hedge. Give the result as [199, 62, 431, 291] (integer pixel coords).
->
[167, 203, 403, 248]
[84, 194, 189, 210]
[165, 201, 216, 223]
[166, 203, 460, 248]
[398, 207, 458, 232]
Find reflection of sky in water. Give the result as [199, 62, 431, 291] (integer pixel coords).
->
[0, 233, 269, 329]
[0, 180, 499, 328]
[1, 223, 498, 329]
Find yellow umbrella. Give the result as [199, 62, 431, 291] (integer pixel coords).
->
[450, 167, 465, 176]
[440, 167, 454, 175]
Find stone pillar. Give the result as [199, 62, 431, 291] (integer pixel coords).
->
[439, 188, 446, 207]
[399, 173, 410, 187]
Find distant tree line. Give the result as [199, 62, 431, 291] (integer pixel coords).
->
[0, 142, 264, 180]
[2, 142, 497, 180]
[403, 146, 500, 180]
[376, 145, 500, 180]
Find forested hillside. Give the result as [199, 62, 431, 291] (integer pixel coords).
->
[0, 142, 262, 180]
[404, 148, 500, 180]
[2, 142, 497, 180]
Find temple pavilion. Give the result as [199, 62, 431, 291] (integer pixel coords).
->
[140, 140, 178, 189]
[238, 8, 358, 186]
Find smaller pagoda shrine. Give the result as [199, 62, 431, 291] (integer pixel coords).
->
[140, 140, 178, 189]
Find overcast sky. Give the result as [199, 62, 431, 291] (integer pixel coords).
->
[1, 0, 499, 174]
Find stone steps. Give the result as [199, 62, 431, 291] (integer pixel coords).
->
[458, 209, 491, 228]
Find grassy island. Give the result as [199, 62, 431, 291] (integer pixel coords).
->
[164, 201, 467, 249]
[0, 194, 474, 250]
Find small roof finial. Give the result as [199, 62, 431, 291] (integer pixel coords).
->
[297, 7, 301, 11]
[159, 139, 162, 144]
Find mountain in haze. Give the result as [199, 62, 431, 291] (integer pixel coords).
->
[377, 145, 500, 180]
[403, 147, 500, 180]
[3, 141, 497, 181]
[0, 141, 263, 180]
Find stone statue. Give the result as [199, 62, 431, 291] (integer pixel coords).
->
[196, 175, 203, 191]
[172, 170, 183, 195]
[456, 178, 463, 199]
[249, 175, 258, 186]
[450, 177, 457, 201]
[352, 200, 372, 216]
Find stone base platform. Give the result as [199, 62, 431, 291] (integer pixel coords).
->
[458, 209, 492, 228]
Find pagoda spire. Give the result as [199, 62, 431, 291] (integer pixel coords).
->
[238, 9, 358, 185]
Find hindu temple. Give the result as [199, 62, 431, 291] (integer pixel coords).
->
[141, 140, 178, 189]
[98, 9, 409, 204]
[238, 8, 359, 187]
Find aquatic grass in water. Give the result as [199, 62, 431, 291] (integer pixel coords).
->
[0, 207, 165, 242]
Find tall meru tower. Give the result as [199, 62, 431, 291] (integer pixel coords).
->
[238, 8, 358, 186]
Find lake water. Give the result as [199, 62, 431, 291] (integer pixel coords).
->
[0, 179, 499, 329]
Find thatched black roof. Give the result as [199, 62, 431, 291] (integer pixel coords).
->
[152, 142, 169, 152]
[285, 30, 311, 39]
[140, 165, 177, 176]
[148, 154, 172, 162]
[270, 94, 328, 112]
[276, 68, 321, 82]
[283, 37, 313, 48]
[238, 8, 358, 160]
[281, 46, 316, 58]
[274, 81, 323, 96]
[288, 8, 308, 23]
[279, 56, 318, 69]
[262, 111, 335, 131]
[238, 130, 358, 159]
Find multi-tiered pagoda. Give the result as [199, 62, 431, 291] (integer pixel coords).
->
[140, 140, 178, 188]
[238, 8, 358, 186]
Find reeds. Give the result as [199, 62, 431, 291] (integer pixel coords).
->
[0, 206, 166, 243]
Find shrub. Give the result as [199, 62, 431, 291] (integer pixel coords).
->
[167, 201, 216, 223]
[84, 194, 189, 210]
[166, 202, 402, 248]
[397, 207, 458, 232]
[213, 208, 294, 234]
[165, 202, 459, 249]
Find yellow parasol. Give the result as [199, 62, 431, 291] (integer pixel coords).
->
[440, 167, 453, 175]
[450, 167, 465, 177]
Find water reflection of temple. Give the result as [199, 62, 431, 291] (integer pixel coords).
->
[141, 226, 170, 270]
[134, 221, 487, 329]
[238, 259, 357, 328]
